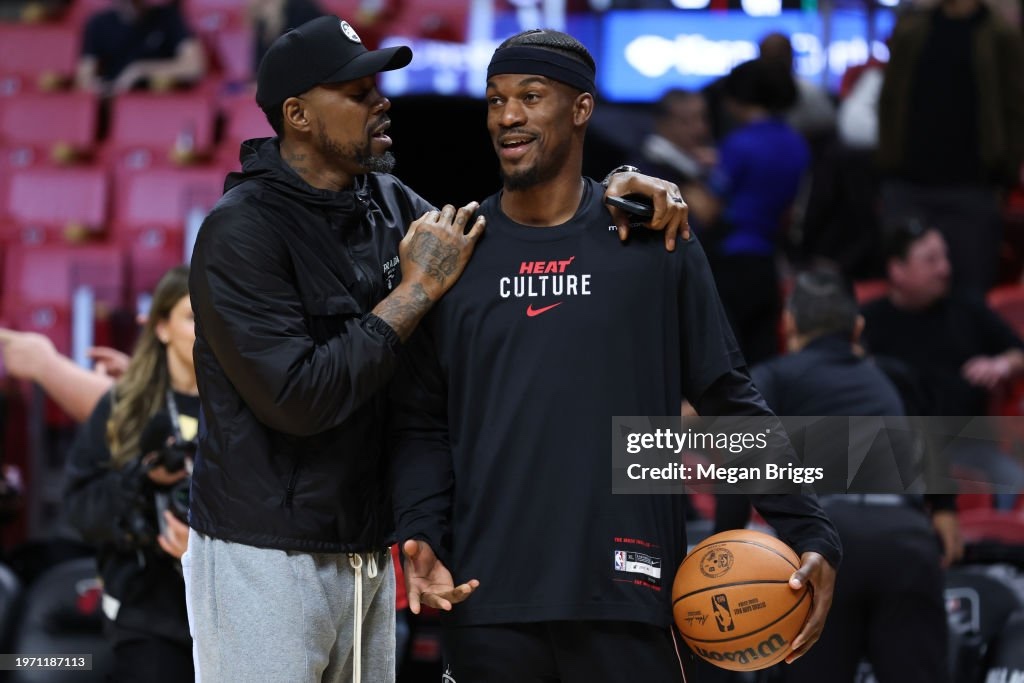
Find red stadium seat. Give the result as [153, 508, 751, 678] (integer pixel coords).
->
[0, 24, 80, 95]
[105, 91, 217, 170]
[0, 166, 109, 244]
[212, 27, 254, 84]
[0, 91, 99, 167]
[854, 279, 888, 305]
[112, 166, 223, 299]
[958, 508, 1024, 545]
[988, 285, 1024, 337]
[383, 0, 468, 42]
[63, 0, 117, 28]
[217, 91, 273, 167]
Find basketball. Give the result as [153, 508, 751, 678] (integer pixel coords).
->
[672, 529, 811, 671]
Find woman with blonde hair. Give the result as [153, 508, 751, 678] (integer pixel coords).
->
[64, 265, 197, 682]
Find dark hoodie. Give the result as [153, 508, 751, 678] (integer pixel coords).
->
[188, 138, 434, 552]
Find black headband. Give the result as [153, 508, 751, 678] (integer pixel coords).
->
[486, 46, 595, 95]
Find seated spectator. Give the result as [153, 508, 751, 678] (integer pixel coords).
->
[75, 0, 207, 95]
[862, 218, 1024, 505]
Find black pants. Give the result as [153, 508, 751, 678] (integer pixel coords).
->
[443, 620, 698, 683]
[783, 501, 950, 683]
[108, 627, 194, 683]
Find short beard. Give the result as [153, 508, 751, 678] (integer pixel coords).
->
[317, 121, 396, 175]
[360, 150, 396, 174]
[502, 165, 543, 191]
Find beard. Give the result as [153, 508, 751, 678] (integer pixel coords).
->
[499, 132, 572, 191]
[317, 120, 396, 174]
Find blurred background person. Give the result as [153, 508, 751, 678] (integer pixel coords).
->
[703, 58, 810, 366]
[758, 31, 837, 146]
[0, 328, 128, 423]
[754, 267, 957, 683]
[62, 266, 196, 682]
[863, 219, 1024, 507]
[877, 0, 1024, 297]
[75, 0, 207, 95]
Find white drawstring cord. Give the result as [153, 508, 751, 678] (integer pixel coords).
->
[348, 553, 380, 683]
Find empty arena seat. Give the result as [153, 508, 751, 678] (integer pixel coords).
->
[217, 92, 273, 167]
[853, 279, 888, 305]
[1, 166, 109, 244]
[212, 27, 254, 84]
[0, 91, 99, 168]
[105, 91, 217, 170]
[959, 509, 1024, 545]
[7, 557, 114, 683]
[0, 24, 80, 95]
[112, 166, 222, 298]
[945, 567, 1024, 683]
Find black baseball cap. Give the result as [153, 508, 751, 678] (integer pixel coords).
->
[256, 16, 412, 112]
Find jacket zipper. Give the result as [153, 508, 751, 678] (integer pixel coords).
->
[284, 461, 300, 508]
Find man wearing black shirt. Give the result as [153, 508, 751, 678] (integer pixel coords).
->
[391, 29, 841, 682]
[755, 268, 955, 683]
[863, 220, 1024, 504]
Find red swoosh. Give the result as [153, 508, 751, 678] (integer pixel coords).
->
[526, 302, 563, 317]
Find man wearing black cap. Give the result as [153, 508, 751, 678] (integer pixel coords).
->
[185, 16, 687, 683]
[391, 29, 840, 682]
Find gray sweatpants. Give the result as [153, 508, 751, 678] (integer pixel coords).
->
[182, 530, 395, 683]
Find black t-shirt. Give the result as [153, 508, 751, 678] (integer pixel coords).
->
[391, 179, 837, 627]
[81, 5, 193, 81]
[861, 295, 1023, 415]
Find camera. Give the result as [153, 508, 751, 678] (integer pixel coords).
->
[116, 414, 195, 550]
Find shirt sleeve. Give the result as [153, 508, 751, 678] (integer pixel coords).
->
[694, 368, 844, 569]
[973, 300, 1024, 356]
[678, 235, 747, 403]
[389, 319, 454, 566]
[80, 14, 103, 58]
[190, 207, 401, 437]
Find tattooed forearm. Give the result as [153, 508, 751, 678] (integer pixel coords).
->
[408, 231, 460, 288]
[372, 282, 433, 342]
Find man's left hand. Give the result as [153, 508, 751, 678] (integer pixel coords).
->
[785, 551, 836, 664]
[604, 172, 689, 251]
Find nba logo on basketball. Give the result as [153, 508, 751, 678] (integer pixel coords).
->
[614, 550, 626, 571]
[712, 593, 735, 632]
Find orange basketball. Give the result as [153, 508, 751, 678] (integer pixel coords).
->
[672, 529, 811, 671]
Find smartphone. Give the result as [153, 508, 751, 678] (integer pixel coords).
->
[606, 195, 654, 219]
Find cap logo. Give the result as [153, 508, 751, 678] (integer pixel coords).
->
[339, 20, 362, 44]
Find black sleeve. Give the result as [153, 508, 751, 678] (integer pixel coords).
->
[974, 300, 1024, 356]
[749, 363, 779, 412]
[678, 235, 747, 403]
[190, 208, 401, 436]
[695, 369, 844, 569]
[62, 393, 138, 544]
[389, 320, 453, 565]
[162, 5, 194, 46]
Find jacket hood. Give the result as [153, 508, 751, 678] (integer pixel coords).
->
[226, 137, 372, 217]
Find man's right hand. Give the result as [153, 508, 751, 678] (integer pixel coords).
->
[402, 538, 480, 614]
[401, 202, 485, 301]
[374, 202, 485, 341]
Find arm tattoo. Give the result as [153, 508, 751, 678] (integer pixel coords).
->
[373, 282, 433, 342]
[409, 231, 460, 288]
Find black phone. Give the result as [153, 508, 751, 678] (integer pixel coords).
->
[606, 195, 654, 218]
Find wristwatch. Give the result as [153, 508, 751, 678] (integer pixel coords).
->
[601, 165, 640, 188]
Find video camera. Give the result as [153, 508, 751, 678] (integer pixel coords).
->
[117, 412, 195, 549]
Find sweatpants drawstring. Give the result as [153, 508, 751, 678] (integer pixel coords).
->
[348, 552, 379, 683]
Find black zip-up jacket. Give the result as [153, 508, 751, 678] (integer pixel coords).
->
[189, 138, 432, 552]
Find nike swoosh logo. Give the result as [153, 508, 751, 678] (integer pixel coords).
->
[526, 302, 563, 317]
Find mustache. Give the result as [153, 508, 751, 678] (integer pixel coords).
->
[498, 127, 537, 143]
[372, 116, 391, 134]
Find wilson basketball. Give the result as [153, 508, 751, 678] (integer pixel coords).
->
[672, 529, 811, 671]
